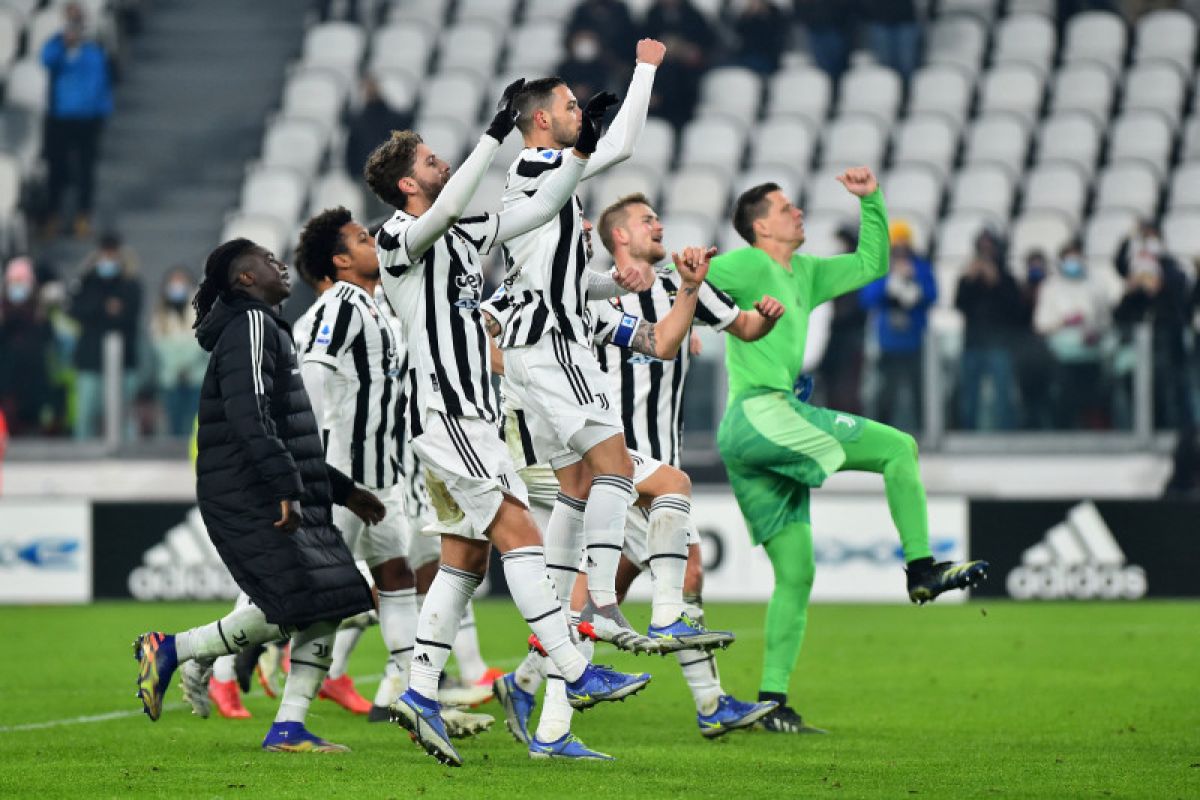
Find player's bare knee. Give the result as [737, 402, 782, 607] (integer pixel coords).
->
[372, 557, 415, 592]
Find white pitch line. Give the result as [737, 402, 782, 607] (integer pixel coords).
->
[0, 702, 186, 733]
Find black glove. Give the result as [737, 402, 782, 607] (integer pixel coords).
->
[485, 78, 526, 142]
[574, 91, 619, 155]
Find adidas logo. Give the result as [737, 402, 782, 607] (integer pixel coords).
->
[1006, 501, 1147, 600]
[127, 506, 240, 601]
[414, 653, 433, 666]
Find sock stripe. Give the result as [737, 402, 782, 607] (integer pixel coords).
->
[678, 655, 715, 668]
[390, 647, 414, 655]
[216, 621, 234, 655]
[523, 607, 560, 624]
[290, 657, 328, 670]
[415, 637, 453, 651]
[555, 492, 587, 512]
[650, 498, 691, 515]
[592, 474, 634, 489]
[647, 552, 689, 562]
[586, 543, 624, 551]
[378, 588, 417, 598]
[546, 563, 582, 573]
[439, 564, 483, 583]
[546, 674, 564, 681]
[501, 546, 545, 562]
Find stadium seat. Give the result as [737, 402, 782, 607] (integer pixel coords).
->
[766, 66, 831, 125]
[935, 210, 1005, 264]
[372, 67, 417, 113]
[415, 114, 467, 164]
[798, 211, 850, 257]
[678, 115, 747, 174]
[310, 171, 365, 221]
[908, 64, 974, 125]
[718, 223, 745, 253]
[25, 7, 60, 57]
[1008, 0, 1055, 15]
[587, 166, 661, 212]
[1035, 113, 1101, 179]
[369, 24, 435, 77]
[1133, 9, 1196, 74]
[839, 64, 903, 125]
[698, 67, 762, 122]
[992, 13, 1056, 76]
[805, 167, 864, 221]
[1008, 211, 1074, 268]
[1162, 210, 1200, 260]
[222, 213, 288, 258]
[939, 0, 999, 20]
[437, 22, 502, 80]
[821, 115, 885, 171]
[1095, 162, 1160, 218]
[624, 117, 676, 171]
[1107, 111, 1174, 179]
[1, 0, 38, 23]
[891, 114, 960, 178]
[978, 64, 1045, 126]
[1084, 208, 1138, 259]
[1122, 61, 1186, 125]
[454, 0, 518, 26]
[261, 117, 326, 180]
[925, 14, 988, 76]
[660, 213, 716, 258]
[1168, 162, 1200, 211]
[949, 164, 1014, 220]
[241, 167, 307, 229]
[388, 0, 451, 28]
[0, 7, 18, 78]
[4, 58, 47, 114]
[1049, 62, 1115, 126]
[884, 164, 944, 226]
[505, 21, 565, 75]
[732, 163, 803, 208]
[1063, 11, 1127, 74]
[1185, 117, 1200, 163]
[750, 116, 815, 170]
[418, 70, 484, 124]
[302, 21, 366, 87]
[663, 168, 730, 221]
[522, 0, 574, 23]
[0, 106, 41, 177]
[463, 167, 508, 217]
[1022, 163, 1088, 226]
[282, 67, 346, 140]
[964, 113, 1030, 178]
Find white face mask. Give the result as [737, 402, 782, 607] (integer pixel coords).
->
[95, 260, 120, 279]
[572, 37, 600, 61]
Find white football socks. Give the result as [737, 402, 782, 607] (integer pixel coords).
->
[545, 493, 586, 613]
[212, 655, 237, 683]
[647, 494, 691, 627]
[677, 649, 722, 715]
[584, 474, 635, 606]
[378, 587, 417, 694]
[408, 565, 482, 699]
[452, 600, 488, 684]
[502, 545, 587, 683]
[513, 649, 547, 695]
[535, 635, 591, 742]
[175, 603, 287, 662]
[325, 626, 364, 680]
[275, 620, 337, 723]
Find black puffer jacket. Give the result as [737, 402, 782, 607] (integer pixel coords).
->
[195, 293, 372, 627]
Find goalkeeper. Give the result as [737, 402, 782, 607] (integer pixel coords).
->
[706, 167, 989, 734]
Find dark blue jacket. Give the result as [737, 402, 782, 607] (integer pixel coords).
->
[41, 34, 113, 119]
[859, 255, 937, 354]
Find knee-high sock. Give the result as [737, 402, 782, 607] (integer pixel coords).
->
[408, 565, 482, 700]
[326, 626, 364, 679]
[452, 600, 488, 684]
[376, 587, 417, 703]
[275, 620, 337, 723]
[502, 545, 587, 683]
[761, 522, 815, 696]
[535, 635, 592, 742]
[676, 649, 722, 715]
[513, 649, 547, 695]
[646, 494, 691, 626]
[545, 493, 586, 613]
[584, 475, 635, 606]
[175, 603, 289, 662]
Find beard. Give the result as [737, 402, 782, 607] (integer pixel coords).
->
[418, 173, 448, 202]
[552, 118, 580, 149]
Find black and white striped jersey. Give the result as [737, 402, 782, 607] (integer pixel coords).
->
[298, 281, 404, 489]
[591, 270, 740, 467]
[377, 209, 500, 438]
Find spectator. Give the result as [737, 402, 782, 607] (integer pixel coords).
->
[859, 220, 937, 432]
[0, 258, 58, 436]
[795, 0, 854, 79]
[68, 231, 141, 439]
[1034, 242, 1116, 429]
[150, 266, 206, 437]
[40, 2, 114, 240]
[558, 30, 615, 102]
[643, 0, 717, 128]
[344, 76, 411, 219]
[728, 0, 792, 75]
[954, 229, 1025, 430]
[566, 0, 638, 78]
[816, 225, 868, 415]
[1114, 221, 1193, 429]
[859, 0, 921, 80]
[1014, 249, 1056, 429]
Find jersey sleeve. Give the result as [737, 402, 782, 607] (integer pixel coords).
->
[694, 279, 741, 330]
[706, 249, 757, 309]
[376, 214, 418, 277]
[589, 297, 640, 347]
[481, 283, 513, 328]
[807, 189, 890, 306]
[455, 213, 502, 256]
[300, 292, 362, 370]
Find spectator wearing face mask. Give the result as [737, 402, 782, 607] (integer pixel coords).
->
[1034, 242, 1116, 429]
[151, 266, 206, 437]
[566, 0, 638, 79]
[0, 258, 58, 436]
[558, 30, 615, 102]
[68, 231, 142, 439]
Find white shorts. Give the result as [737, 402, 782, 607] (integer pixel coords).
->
[503, 332, 623, 465]
[406, 512, 441, 568]
[622, 505, 702, 566]
[411, 411, 529, 541]
[332, 481, 409, 568]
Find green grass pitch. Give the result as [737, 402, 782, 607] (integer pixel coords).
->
[0, 600, 1196, 799]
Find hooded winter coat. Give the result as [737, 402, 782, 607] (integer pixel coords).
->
[195, 293, 372, 627]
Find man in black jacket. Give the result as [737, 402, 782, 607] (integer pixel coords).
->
[134, 238, 382, 753]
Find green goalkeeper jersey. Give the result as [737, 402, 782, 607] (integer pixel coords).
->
[707, 189, 890, 402]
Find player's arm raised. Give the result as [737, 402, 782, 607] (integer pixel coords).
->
[808, 166, 890, 306]
[596, 246, 713, 359]
[580, 38, 665, 180]
[725, 294, 786, 341]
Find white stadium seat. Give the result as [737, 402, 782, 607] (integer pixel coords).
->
[939, 0, 999, 21]
[884, 165, 944, 226]
[766, 66, 831, 125]
[660, 213, 716, 259]
[1008, 211, 1075, 266]
[1107, 111, 1174, 179]
[389, 0, 450, 26]
[993, 13, 1056, 76]
[698, 67, 762, 122]
[302, 22, 366, 86]
[261, 117, 326, 179]
[751, 116, 815, 170]
[241, 167, 307, 228]
[950, 164, 1015, 220]
[222, 213, 288, 259]
[1163, 211, 1200, 260]
[925, 14, 988, 76]
[0, 8, 18, 77]
[964, 113, 1030, 177]
[978, 64, 1045, 126]
[908, 64, 973, 125]
[678, 115, 747, 173]
[373, 68, 418, 113]
[282, 67, 346, 139]
[892, 114, 960, 177]
[1085, 208, 1139, 259]
[732, 163, 803, 208]
[935, 210, 1005, 263]
[454, 0, 519, 26]
[1133, 9, 1196, 74]
[1168, 162, 1200, 211]
[1035, 113, 1101, 178]
[505, 21, 565, 74]
[624, 117, 676, 171]
[25, 7, 61, 57]
[1095, 162, 1160, 218]
[839, 64, 903, 125]
[418, 70, 484, 123]
[821, 115, 885, 171]
[5, 59, 48, 113]
[310, 171, 366, 221]
[663, 169, 730, 221]
[1123, 61, 1187, 125]
[414, 114, 467, 164]
[805, 167, 863, 221]
[1049, 62, 1115, 126]
[1022, 163, 1088, 226]
[522, 0, 574, 22]
[587, 166, 661, 213]
[1008, 0, 1055, 15]
[1063, 11, 1127, 74]
[437, 22, 502, 79]
[369, 24, 435, 77]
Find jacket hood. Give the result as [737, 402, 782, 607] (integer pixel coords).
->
[195, 293, 286, 352]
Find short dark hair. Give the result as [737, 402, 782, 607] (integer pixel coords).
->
[295, 206, 352, 287]
[597, 193, 653, 255]
[732, 182, 781, 245]
[514, 77, 566, 135]
[364, 130, 423, 209]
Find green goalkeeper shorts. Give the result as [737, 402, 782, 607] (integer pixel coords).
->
[717, 389, 866, 546]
